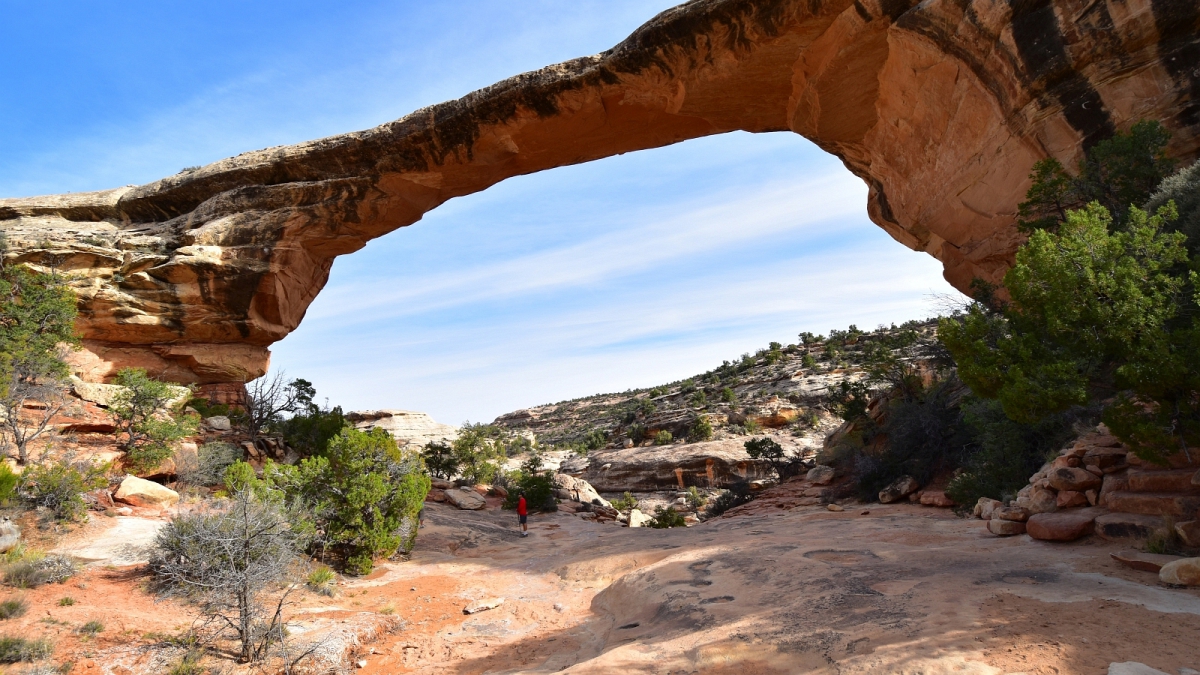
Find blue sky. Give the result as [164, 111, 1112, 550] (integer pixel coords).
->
[0, 1, 960, 423]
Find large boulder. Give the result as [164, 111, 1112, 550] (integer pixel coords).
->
[987, 519, 1026, 536]
[114, 475, 180, 508]
[973, 498, 1002, 520]
[1047, 467, 1102, 492]
[993, 506, 1029, 522]
[1159, 557, 1200, 586]
[1026, 508, 1103, 542]
[878, 476, 919, 504]
[806, 465, 835, 486]
[627, 509, 653, 528]
[1016, 486, 1058, 514]
[444, 487, 486, 510]
[552, 474, 610, 508]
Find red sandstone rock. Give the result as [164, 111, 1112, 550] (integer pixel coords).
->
[1026, 509, 1104, 542]
[1048, 467, 1102, 492]
[1056, 490, 1088, 508]
[919, 491, 955, 508]
[987, 519, 1026, 536]
[1, 0, 1196, 386]
[993, 506, 1029, 523]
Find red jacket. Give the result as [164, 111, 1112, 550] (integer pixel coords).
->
[517, 496, 527, 516]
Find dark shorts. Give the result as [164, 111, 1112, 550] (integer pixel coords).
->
[518, 514, 527, 525]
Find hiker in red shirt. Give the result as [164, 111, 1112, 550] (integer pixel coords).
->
[517, 492, 528, 537]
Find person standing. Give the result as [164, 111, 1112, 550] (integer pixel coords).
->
[517, 492, 528, 537]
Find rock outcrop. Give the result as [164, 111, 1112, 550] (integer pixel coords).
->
[3, 0, 1198, 385]
[560, 438, 773, 491]
[346, 409, 459, 449]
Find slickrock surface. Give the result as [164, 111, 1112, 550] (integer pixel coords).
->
[347, 500, 1200, 673]
[3, 0, 1197, 384]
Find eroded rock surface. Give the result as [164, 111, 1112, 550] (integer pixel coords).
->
[346, 409, 459, 449]
[3, 0, 1198, 384]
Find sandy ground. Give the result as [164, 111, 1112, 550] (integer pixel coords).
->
[5, 499, 1200, 674]
[346, 501, 1200, 674]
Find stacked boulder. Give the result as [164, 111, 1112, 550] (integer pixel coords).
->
[976, 425, 1200, 545]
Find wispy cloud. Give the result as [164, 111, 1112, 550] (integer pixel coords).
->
[308, 174, 865, 323]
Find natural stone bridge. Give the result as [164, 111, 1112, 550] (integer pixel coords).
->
[1, 0, 1197, 389]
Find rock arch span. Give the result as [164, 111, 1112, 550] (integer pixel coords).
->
[1, 0, 1197, 388]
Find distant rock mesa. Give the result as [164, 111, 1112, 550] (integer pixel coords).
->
[2, 0, 1197, 385]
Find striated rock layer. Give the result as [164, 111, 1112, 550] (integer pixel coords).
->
[2, 0, 1198, 384]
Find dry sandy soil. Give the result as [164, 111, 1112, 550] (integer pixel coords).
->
[7, 498, 1200, 674]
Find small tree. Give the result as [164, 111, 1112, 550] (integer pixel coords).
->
[744, 437, 805, 481]
[451, 423, 504, 485]
[290, 428, 430, 575]
[110, 368, 196, 472]
[243, 373, 313, 441]
[20, 453, 107, 522]
[150, 488, 301, 663]
[686, 416, 713, 442]
[0, 247, 78, 465]
[421, 441, 458, 479]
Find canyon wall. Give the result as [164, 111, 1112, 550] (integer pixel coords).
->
[1, 0, 1197, 385]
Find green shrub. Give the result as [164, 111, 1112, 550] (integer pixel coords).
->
[685, 486, 707, 508]
[20, 460, 107, 522]
[0, 598, 26, 619]
[4, 555, 76, 588]
[55, 598, 72, 607]
[652, 430, 673, 446]
[79, 620, 103, 636]
[720, 387, 737, 403]
[167, 650, 206, 675]
[502, 471, 557, 513]
[801, 354, 816, 369]
[279, 404, 347, 457]
[174, 441, 242, 488]
[628, 424, 646, 444]
[581, 429, 608, 452]
[743, 419, 762, 434]
[0, 465, 18, 506]
[705, 481, 754, 517]
[649, 506, 686, 528]
[945, 399, 1084, 508]
[686, 417, 713, 443]
[110, 368, 197, 473]
[289, 428, 430, 575]
[306, 566, 336, 596]
[0, 636, 52, 662]
[451, 424, 504, 485]
[610, 492, 638, 512]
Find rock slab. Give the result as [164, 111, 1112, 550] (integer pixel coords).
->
[1026, 509, 1103, 542]
[114, 475, 179, 508]
[878, 476, 919, 504]
[1110, 550, 1182, 573]
[463, 597, 504, 614]
[444, 488, 486, 510]
[1159, 557, 1200, 586]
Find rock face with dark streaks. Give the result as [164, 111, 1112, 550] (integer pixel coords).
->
[2, 0, 1197, 385]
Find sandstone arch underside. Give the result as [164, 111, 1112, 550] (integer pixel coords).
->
[1, 0, 1198, 389]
